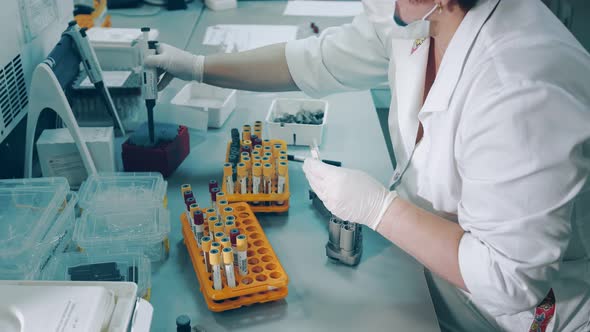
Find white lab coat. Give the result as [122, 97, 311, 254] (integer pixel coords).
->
[285, 0, 590, 331]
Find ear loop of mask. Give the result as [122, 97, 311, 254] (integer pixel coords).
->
[394, 2, 442, 26]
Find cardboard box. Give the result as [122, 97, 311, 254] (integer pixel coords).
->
[36, 127, 116, 188]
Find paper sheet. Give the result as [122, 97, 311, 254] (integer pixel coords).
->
[283, 1, 364, 17]
[80, 71, 131, 88]
[203, 25, 298, 53]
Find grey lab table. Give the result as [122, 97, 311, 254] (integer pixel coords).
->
[110, 2, 440, 331]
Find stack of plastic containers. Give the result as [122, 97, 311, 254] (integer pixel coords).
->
[0, 177, 77, 280]
[51, 172, 172, 299]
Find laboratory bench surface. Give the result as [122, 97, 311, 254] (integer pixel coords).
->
[110, 2, 440, 331]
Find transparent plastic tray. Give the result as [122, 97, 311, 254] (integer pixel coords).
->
[42, 251, 152, 300]
[77, 172, 167, 210]
[75, 206, 171, 262]
[0, 191, 78, 280]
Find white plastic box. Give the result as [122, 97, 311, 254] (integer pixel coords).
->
[266, 98, 329, 146]
[171, 82, 236, 129]
[43, 252, 151, 299]
[0, 178, 77, 280]
[74, 206, 171, 262]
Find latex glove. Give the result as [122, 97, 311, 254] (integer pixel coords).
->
[303, 158, 398, 230]
[144, 43, 205, 90]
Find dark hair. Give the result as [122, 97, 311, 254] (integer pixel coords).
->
[457, 0, 478, 11]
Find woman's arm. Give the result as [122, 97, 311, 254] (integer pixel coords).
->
[377, 198, 467, 290]
[203, 43, 298, 92]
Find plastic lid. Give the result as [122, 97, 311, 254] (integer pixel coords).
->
[75, 206, 170, 248]
[220, 237, 231, 249]
[0, 177, 70, 257]
[222, 247, 233, 263]
[236, 235, 247, 251]
[209, 249, 220, 265]
[78, 173, 166, 209]
[201, 236, 212, 250]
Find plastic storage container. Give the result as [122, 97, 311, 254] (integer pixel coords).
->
[74, 206, 171, 262]
[265, 98, 328, 146]
[0, 178, 77, 280]
[77, 172, 168, 210]
[42, 252, 152, 300]
[171, 83, 236, 128]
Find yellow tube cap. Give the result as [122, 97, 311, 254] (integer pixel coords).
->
[209, 248, 220, 265]
[201, 236, 212, 251]
[220, 237, 231, 249]
[223, 163, 233, 177]
[222, 247, 234, 263]
[237, 163, 247, 177]
[278, 161, 288, 176]
[236, 234, 248, 251]
[181, 184, 192, 195]
[263, 163, 273, 177]
[252, 163, 262, 177]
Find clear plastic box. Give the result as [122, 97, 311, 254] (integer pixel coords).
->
[77, 172, 167, 210]
[0, 178, 77, 280]
[42, 251, 151, 300]
[74, 206, 171, 262]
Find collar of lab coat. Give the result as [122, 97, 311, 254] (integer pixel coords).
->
[421, 0, 500, 114]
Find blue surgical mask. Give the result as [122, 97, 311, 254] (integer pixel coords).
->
[392, 2, 439, 39]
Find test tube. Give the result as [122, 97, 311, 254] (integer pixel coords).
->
[253, 155, 262, 164]
[263, 163, 274, 195]
[237, 163, 248, 194]
[181, 184, 192, 197]
[242, 125, 251, 141]
[278, 155, 288, 164]
[207, 216, 218, 236]
[252, 162, 262, 205]
[201, 236, 212, 273]
[189, 203, 200, 221]
[209, 249, 223, 290]
[223, 163, 234, 195]
[220, 236, 231, 250]
[263, 146, 272, 157]
[273, 144, 282, 160]
[223, 207, 234, 222]
[236, 234, 248, 276]
[209, 179, 219, 192]
[184, 196, 196, 213]
[251, 150, 260, 159]
[243, 139, 252, 151]
[230, 228, 240, 266]
[193, 210, 205, 247]
[217, 200, 229, 218]
[214, 222, 225, 238]
[222, 247, 237, 288]
[240, 152, 250, 162]
[262, 139, 271, 148]
[210, 187, 220, 210]
[214, 231, 225, 243]
[216, 192, 226, 205]
[183, 189, 194, 202]
[254, 144, 263, 155]
[224, 220, 235, 235]
[243, 156, 252, 175]
[276, 161, 288, 205]
[211, 241, 223, 265]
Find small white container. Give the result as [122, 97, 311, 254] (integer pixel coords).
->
[205, 0, 237, 11]
[171, 83, 236, 128]
[266, 98, 329, 146]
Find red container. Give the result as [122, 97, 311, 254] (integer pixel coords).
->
[122, 125, 190, 177]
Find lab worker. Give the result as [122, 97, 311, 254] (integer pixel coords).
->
[146, 0, 590, 331]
